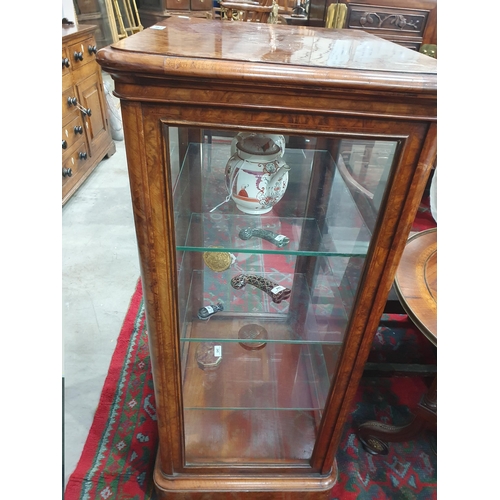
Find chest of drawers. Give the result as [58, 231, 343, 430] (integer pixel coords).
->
[62, 24, 115, 205]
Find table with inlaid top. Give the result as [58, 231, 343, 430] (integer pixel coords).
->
[357, 227, 437, 455]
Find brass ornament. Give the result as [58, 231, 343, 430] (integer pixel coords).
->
[238, 324, 268, 351]
[203, 249, 234, 272]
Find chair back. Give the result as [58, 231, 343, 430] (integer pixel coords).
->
[220, 0, 274, 22]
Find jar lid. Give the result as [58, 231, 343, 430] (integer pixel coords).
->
[236, 134, 281, 156]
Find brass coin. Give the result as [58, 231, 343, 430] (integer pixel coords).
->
[203, 250, 232, 272]
[238, 324, 268, 351]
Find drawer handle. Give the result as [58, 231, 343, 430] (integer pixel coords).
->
[79, 152, 88, 160]
[88, 45, 98, 55]
[74, 125, 83, 135]
[67, 97, 78, 106]
[62, 140, 67, 150]
[62, 58, 70, 68]
[74, 51, 84, 61]
[62, 167, 73, 177]
[81, 107, 92, 117]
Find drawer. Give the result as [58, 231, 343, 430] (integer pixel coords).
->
[62, 86, 81, 124]
[62, 47, 71, 76]
[62, 140, 90, 188]
[67, 36, 98, 71]
[62, 72, 73, 92]
[62, 139, 90, 179]
[346, 4, 428, 38]
[62, 115, 86, 153]
[166, 0, 190, 10]
[191, 0, 211, 10]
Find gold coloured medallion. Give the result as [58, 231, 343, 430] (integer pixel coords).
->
[203, 249, 233, 272]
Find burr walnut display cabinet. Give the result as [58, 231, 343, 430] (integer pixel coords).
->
[97, 17, 436, 499]
[62, 23, 115, 205]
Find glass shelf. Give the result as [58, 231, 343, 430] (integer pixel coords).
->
[174, 142, 373, 258]
[181, 341, 332, 465]
[178, 271, 348, 345]
[182, 342, 331, 410]
[177, 214, 369, 257]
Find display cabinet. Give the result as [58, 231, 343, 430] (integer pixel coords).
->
[97, 18, 436, 498]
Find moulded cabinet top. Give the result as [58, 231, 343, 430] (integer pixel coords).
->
[97, 17, 437, 95]
[62, 23, 97, 42]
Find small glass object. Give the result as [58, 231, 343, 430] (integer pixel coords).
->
[238, 227, 290, 248]
[197, 302, 224, 320]
[195, 342, 222, 371]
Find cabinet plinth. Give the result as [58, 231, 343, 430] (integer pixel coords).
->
[97, 17, 436, 498]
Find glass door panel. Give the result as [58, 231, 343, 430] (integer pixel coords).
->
[166, 127, 398, 466]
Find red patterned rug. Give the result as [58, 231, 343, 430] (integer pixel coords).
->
[65, 284, 437, 500]
[65, 279, 158, 500]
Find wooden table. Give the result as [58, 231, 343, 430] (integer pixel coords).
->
[357, 228, 437, 455]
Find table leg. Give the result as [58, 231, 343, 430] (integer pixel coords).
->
[357, 377, 436, 455]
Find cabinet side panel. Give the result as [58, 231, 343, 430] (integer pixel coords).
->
[119, 101, 185, 475]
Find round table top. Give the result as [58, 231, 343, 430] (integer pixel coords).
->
[394, 227, 437, 346]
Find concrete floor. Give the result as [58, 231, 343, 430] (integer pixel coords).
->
[63, 134, 140, 486]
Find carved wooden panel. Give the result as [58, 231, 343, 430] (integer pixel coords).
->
[346, 4, 428, 37]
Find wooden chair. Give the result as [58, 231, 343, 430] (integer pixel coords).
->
[219, 0, 274, 22]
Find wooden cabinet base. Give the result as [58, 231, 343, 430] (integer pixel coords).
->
[153, 455, 338, 499]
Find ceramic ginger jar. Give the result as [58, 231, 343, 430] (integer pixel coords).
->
[225, 134, 290, 215]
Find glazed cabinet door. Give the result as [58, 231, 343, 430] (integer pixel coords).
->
[158, 124, 405, 468]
